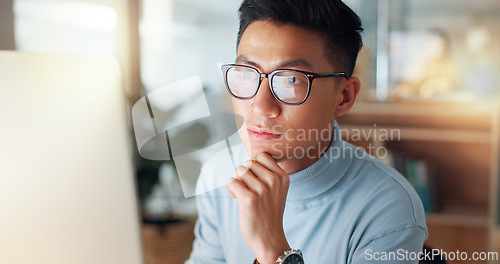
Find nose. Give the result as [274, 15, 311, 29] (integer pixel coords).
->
[249, 77, 281, 118]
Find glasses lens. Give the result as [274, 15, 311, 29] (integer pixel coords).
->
[226, 66, 258, 98]
[271, 71, 309, 104]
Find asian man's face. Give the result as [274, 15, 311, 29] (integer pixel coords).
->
[233, 21, 359, 174]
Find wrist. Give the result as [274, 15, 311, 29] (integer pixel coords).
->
[255, 248, 304, 264]
[256, 243, 290, 264]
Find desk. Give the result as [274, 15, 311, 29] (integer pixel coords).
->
[141, 216, 197, 264]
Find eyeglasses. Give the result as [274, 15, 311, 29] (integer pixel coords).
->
[221, 64, 348, 105]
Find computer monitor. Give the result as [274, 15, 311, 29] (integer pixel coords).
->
[0, 51, 143, 264]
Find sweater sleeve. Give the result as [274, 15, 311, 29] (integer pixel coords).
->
[348, 160, 428, 264]
[350, 226, 427, 264]
[185, 166, 227, 264]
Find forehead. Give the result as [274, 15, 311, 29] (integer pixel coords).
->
[236, 21, 332, 72]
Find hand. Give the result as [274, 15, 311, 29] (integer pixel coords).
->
[227, 152, 291, 264]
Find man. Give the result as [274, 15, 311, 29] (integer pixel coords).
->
[187, 0, 427, 263]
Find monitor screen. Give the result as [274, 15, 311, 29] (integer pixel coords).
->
[0, 51, 143, 264]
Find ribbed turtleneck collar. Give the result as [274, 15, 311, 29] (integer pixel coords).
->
[285, 121, 353, 205]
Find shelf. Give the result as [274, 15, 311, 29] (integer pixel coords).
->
[349, 101, 495, 118]
[426, 213, 489, 228]
[340, 125, 492, 144]
[426, 203, 490, 228]
[339, 101, 498, 132]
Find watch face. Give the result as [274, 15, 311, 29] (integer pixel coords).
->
[283, 253, 304, 264]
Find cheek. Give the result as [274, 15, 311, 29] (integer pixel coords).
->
[232, 99, 250, 140]
[312, 90, 340, 120]
[232, 99, 250, 116]
[286, 98, 337, 129]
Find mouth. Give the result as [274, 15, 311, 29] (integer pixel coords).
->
[247, 126, 282, 140]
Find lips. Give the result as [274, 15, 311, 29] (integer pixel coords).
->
[247, 127, 282, 140]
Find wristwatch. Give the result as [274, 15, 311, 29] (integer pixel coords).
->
[276, 249, 304, 264]
[253, 249, 304, 264]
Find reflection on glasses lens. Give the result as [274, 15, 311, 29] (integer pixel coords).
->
[225, 66, 311, 105]
[227, 67, 258, 98]
[271, 71, 309, 104]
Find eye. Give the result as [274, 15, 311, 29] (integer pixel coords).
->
[286, 76, 299, 85]
[242, 72, 253, 80]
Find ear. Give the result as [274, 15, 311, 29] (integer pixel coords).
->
[334, 76, 361, 117]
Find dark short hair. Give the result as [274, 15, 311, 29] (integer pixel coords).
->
[237, 0, 363, 77]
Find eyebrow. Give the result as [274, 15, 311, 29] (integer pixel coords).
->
[236, 55, 315, 71]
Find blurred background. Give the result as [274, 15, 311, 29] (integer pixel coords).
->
[0, 0, 499, 263]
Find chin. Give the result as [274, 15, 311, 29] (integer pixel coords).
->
[245, 141, 291, 162]
[243, 140, 285, 160]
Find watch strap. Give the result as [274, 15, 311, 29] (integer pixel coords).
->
[277, 249, 303, 264]
[252, 249, 303, 264]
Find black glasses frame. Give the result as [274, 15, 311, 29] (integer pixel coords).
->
[221, 64, 348, 105]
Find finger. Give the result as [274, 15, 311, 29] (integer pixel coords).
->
[254, 152, 287, 176]
[227, 178, 237, 198]
[243, 159, 281, 188]
[235, 165, 266, 194]
[227, 176, 253, 199]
